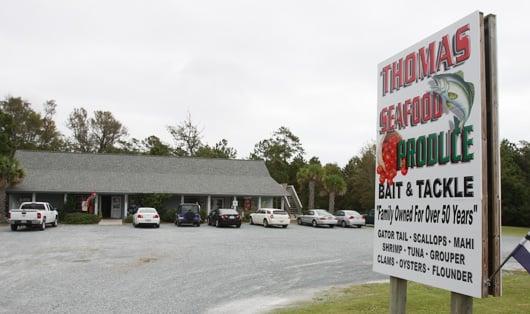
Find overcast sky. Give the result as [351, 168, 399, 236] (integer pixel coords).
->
[1, 1, 528, 165]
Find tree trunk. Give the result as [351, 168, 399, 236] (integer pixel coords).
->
[0, 187, 6, 223]
[329, 192, 335, 212]
[308, 180, 315, 210]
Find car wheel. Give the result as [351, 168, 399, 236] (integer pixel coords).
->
[236, 224, 241, 228]
[39, 220, 46, 231]
[297, 218, 302, 225]
[263, 219, 269, 228]
[312, 220, 317, 227]
[207, 218, 211, 226]
[156, 224, 160, 228]
[282, 225, 288, 228]
[53, 218, 59, 227]
[215, 219, 220, 228]
[341, 221, 347, 228]
[196, 223, 200, 227]
[10, 224, 17, 231]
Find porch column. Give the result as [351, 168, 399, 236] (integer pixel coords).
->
[281, 197, 285, 210]
[180, 195, 185, 204]
[207, 195, 211, 214]
[63, 193, 68, 205]
[232, 196, 237, 210]
[124, 194, 129, 218]
[94, 195, 99, 215]
[8, 194, 15, 209]
[31, 193, 36, 202]
[258, 196, 262, 209]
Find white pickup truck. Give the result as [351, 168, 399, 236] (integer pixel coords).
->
[8, 202, 59, 231]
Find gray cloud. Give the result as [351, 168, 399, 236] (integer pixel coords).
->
[1, 0, 528, 165]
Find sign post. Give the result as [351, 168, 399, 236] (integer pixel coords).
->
[373, 11, 500, 313]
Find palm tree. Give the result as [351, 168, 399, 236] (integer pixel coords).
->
[322, 174, 347, 212]
[297, 164, 323, 210]
[0, 156, 25, 222]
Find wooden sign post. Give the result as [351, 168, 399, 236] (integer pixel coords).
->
[374, 12, 500, 313]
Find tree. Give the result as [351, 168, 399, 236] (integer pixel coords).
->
[0, 110, 14, 156]
[195, 139, 237, 159]
[90, 111, 129, 153]
[322, 173, 347, 212]
[500, 139, 530, 226]
[0, 156, 25, 221]
[167, 113, 203, 156]
[297, 163, 323, 210]
[343, 143, 376, 211]
[251, 126, 305, 184]
[0, 97, 42, 150]
[67, 108, 128, 153]
[39, 100, 64, 151]
[0, 96, 66, 152]
[67, 108, 93, 152]
[142, 136, 172, 156]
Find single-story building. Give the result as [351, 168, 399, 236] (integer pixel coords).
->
[6, 150, 292, 219]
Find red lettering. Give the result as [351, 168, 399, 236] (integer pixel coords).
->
[391, 59, 403, 92]
[437, 35, 454, 71]
[455, 24, 470, 64]
[404, 52, 416, 85]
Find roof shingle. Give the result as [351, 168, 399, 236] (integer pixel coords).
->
[8, 151, 286, 196]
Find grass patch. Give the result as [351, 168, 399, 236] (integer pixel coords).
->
[502, 226, 529, 237]
[274, 271, 530, 314]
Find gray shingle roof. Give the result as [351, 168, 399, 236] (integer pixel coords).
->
[8, 151, 286, 196]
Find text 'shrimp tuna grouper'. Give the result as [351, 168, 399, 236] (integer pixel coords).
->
[428, 71, 475, 130]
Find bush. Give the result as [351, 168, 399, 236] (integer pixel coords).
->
[199, 208, 207, 223]
[62, 213, 101, 224]
[123, 215, 133, 224]
[160, 208, 177, 223]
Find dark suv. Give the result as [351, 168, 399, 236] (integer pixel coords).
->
[175, 203, 201, 227]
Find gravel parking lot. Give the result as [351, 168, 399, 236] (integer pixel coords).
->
[0, 223, 523, 313]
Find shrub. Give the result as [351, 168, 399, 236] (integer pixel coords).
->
[199, 208, 207, 223]
[62, 213, 101, 224]
[160, 208, 177, 223]
[123, 215, 133, 224]
[58, 196, 78, 219]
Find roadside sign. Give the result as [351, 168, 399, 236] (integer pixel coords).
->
[373, 11, 499, 298]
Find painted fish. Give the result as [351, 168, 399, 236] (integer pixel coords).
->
[428, 71, 474, 129]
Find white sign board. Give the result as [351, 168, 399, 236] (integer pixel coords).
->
[373, 12, 485, 298]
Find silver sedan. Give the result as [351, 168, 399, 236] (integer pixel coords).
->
[334, 210, 366, 228]
[297, 209, 338, 228]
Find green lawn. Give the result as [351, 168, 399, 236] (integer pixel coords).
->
[274, 271, 530, 314]
[502, 226, 529, 237]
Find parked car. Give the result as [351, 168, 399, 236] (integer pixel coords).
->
[297, 209, 337, 228]
[334, 210, 365, 228]
[8, 202, 59, 231]
[207, 208, 242, 228]
[175, 203, 201, 227]
[250, 208, 290, 228]
[133, 207, 160, 228]
[364, 209, 375, 225]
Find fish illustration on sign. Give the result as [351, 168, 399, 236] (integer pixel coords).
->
[428, 71, 474, 130]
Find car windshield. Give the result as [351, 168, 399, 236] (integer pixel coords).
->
[273, 210, 288, 215]
[179, 204, 199, 214]
[138, 208, 157, 214]
[314, 210, 332, 215]
[21, 203, 45, 210]
[220, 209, 238, 215]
